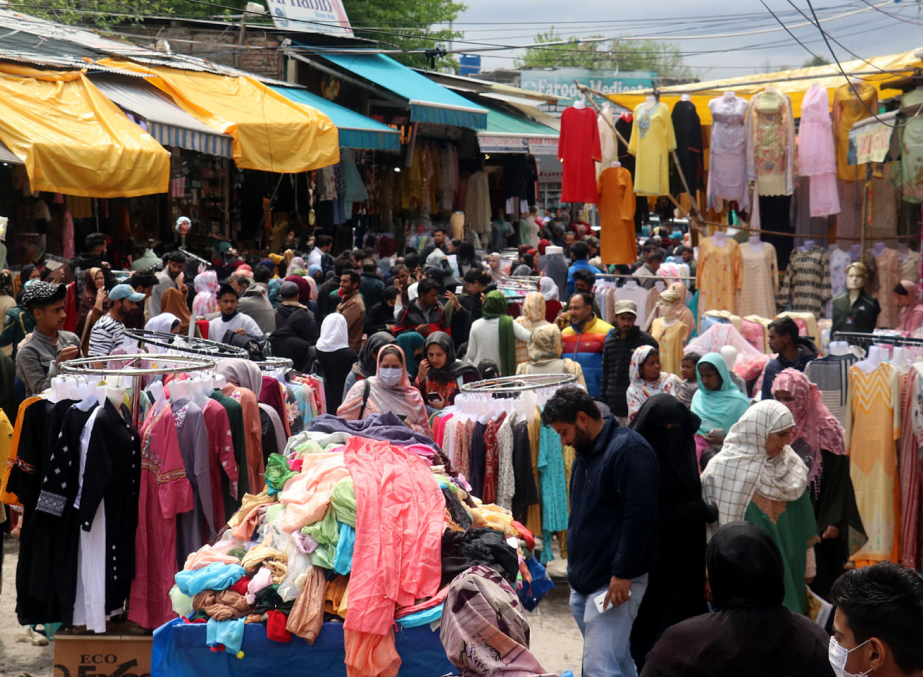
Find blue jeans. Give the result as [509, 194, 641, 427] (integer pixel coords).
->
[569, 574, 648, 677]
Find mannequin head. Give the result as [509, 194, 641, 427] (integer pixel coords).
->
[659, 289, 681, 322]
[846, 263, 868, 291]
[720, 345, 738, 372]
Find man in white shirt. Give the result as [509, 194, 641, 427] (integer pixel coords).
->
[209, 284, 263, 343]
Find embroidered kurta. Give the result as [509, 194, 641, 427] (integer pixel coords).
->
[559, 106, 602, 203]
[746, 89, 795, 197]
[128, 403, 194, 630]
[628, 102, 677, 197]
[848, 363, 900, 565]
[898, 89, 923, 204]
[651, 318, 686, 377]
[696, 237, 743, 322]
[707, 95, 750, 211]
[736, 242, 779, 319]
[598, 165, 636, 265]
[777, 245, 832, 320]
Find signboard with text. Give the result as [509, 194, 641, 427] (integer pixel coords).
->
[520, 68, 655, 115]
[266, 0, 354, 37]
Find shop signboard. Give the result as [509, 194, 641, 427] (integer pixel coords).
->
[479, 136, 529, 153]
[266, 0, 354, 37]
[520, 68, 655, 115]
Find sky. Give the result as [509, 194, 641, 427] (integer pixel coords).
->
[439, 0, 923, 82]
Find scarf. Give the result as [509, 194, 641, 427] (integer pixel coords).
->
[216, 358, 263, 395]
[482, 290, 515, 377]
[423, 331, 480, 383]
[440, 565, 551, 677]
[627, 345, 682, 418]
[145, 312, 180, 334]
[701, 400, 808, 540]
[316, 313, 350, 352]
[527, 324, 563, 365]
[517, 292, 547, 327]
[539, 276, 559, 301]
[352, 331, 396, 378]
[396, 331, 425, 380]
[770, 367, 846, 488]
[267, 278, 283, 308]
[284, 275, 312, 305]
[690, 352, 751, 436]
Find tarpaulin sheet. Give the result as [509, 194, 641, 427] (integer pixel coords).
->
[98, 59, 340, 173]
[0, 64, 169, 197]
[151, 618, 453, 677]
[606, 48, 923, 124]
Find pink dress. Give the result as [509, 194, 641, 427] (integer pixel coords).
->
[128, 403, 193, 630]
[798, 85, 840, 217]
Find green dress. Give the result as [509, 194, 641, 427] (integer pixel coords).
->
[745, 490, 817, 614]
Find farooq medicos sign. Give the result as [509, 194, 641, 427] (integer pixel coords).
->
[520, 68, 656, 114]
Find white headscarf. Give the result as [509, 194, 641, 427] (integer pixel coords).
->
[701, 400, 809, 541]
[145, 312, 180, 334]
[317, 313, 351, 353]
[540, 276, 559, 301]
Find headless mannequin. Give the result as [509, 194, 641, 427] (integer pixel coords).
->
[799, 239, 816, 253]
[891, 346, 912, 374]
[574, 94, 586, 110]
[171, 379, 188, 401]
[610, 160, 621, 168]
[854, 345, 884, 373]
[723, 91, 736, 101]
[712, 230, 729, 248]
[828, 341, 851, 356]
[681, 94, 691, 102]
[871, 241, 887, 258]
[720, 345, 738, 373]
[644, 95, 657, 109]
[849, 244, 861, 261]
[897, 242, 909, 262]
[748, 234, 764, 252]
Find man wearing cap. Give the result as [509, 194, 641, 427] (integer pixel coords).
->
[16, 282, 80, 397]
[601, 300, 658, 426]
[88, 284, 145, 358]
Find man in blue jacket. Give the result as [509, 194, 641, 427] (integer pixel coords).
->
[542, 387, 659, 677]
[566, 241, 602, 298]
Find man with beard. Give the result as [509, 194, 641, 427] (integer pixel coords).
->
[542, 386, 659, 677]
[149, 251, 186, 317]
[209, 284, 263, 343]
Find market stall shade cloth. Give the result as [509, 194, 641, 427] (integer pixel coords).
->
[92, 76, 233, 159]
[97, 59, 339, 173]
[0, 65, 169, 198]
[270, 86, 401, 152]
[606, 48, 923, 125]
[0, 139, 23, 166]
[478, 103, 558, 152]
[317, 52, 489, 130]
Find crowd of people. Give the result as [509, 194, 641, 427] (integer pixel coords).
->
[0, 216, 921, 677]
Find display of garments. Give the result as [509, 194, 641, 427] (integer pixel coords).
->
[900, 247, 921, 284]
[798, 85, 840, 217]
[837, 178, 862, 240]
[173, 398, 214, 569]
[465, 171, 491, 241]
[746, 89, 795, 197]
[847, 363, 900, 565]
[628, 101, 676, 197]
[597, 165, 636, 265]
[650, 318, 686, 377]
[597, 105, 617, 173]
[831, 290, 881, 337]
[806, 354, 858, 431]
[707, 95, 750, 211]
[864, 246, 900, 329]
[670, 100, 703, 195]
[834, 82, 878, 182]
[829, 246, 853, 302]
[777, 245, 831, 320]
[558, 105, 602, 203]
[736, 241, 779, 319]
[696, 236, 742, 322]
[900, 365, 923, 570]
[898, 89, 923, 204]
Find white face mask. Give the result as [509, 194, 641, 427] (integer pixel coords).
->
[829, 636, 871, 677]
[378, 367, 403, 387]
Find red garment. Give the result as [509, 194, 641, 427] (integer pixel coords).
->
[343, 435, 444, 677]
[197, 319, 210, 339]
[558, 106, 602, 204]
[63, 282, 77, 333]
[128, 403, 194, 630]
[482, 412, 506, 504]
[544, 300, 563, 323]
[260, 376, 291, 440]
[202, 398, 239, 527]
[512, 520, 535, 551]
[266, 610, 292, 643]
[229, 578, 250, 596]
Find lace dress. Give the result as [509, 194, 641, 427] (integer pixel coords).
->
[707, 95, 750, 211]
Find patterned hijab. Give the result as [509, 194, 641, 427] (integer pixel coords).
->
[770, 367, 846, 487]
[629, 345, 665, 388]
[700, 400, 808, 540]
[517, 292, 547, 328]
[440, 565, 553, 677]
[527, 324, 563, 364]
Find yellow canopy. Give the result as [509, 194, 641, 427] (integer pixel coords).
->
[0, 64, 169, 198]
[98, 60, 340, 173]
[607, 48, 923, 124]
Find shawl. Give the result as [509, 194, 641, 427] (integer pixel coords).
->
[423, 331, 480, 383]
[690, 353, 751, 436]
[527, 324, 564, 365]
[317, 313, 351, 353]
[161, 287, 192, 335]
[770, 367, 846, 487]
[700, 400, 809, 540]
[284, 275, 312, 305]
[626, 345, 682, 420]
[898, 279, 923, 332]
[539, 276, 559, 301]
[267, 278, 283, 308]
[516, 292, 548, 329]
[337, 345, 432, 437]
[305, 275, 318, 301]
[193, 270, 219, 317]
[352, 331, 396, 378]
[216, 358, 264, 396]
[482, 290, 515, 377]
[440, 565, 552, 677]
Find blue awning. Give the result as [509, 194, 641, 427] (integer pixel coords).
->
[90, 75, 233, 158]
[315, 52, 488, 130]
[270, 86, 400, 152]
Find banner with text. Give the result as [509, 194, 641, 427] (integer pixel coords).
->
[520, 68, 655, 115]
[266, 0, 353, 37]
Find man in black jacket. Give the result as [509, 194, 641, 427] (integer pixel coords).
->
[601, 300, 658, 425]
[761, 316, 818, 400]
[542, 386, 659, 677]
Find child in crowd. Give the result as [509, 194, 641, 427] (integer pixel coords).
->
[678, 352, 701, 408]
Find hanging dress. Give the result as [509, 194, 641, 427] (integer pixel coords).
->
[628, 101, 677, 197]
[707, 95, 750, 211]
[798, 85, 840, 217]
[696, 237, 743, 323]
[650, 318, 686, 377]
[736, 242, 779, 319]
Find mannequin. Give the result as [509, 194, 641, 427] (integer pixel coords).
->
[799, 239, 816, 252]
[827, 341, 851, 356]
[574, 93, 586, 109]
[681, 93, 692, 102]
[713, 230, 728, 248]
[748, 234, 764, 252]
[871, 241, 887, 258]
[723, 91, 737, 100]
[651, 289, 688, 376]
[854, 345, 884, 373]
[720, 345, 748, 395]
[831, 262, 881, 337]
[644, 95, 657, 109]
[849, 243, 861, 261]
[890, 346, 912, 374]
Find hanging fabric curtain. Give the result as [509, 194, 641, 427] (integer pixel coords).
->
[97, 59, 339, 173]
[0, 64, 169, 198]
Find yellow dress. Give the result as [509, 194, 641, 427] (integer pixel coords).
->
[848, 362, 901, 565]
[696, 236, 743, 325]
[628, 102, 677, 197]
[834, 83, 878, 182]
[651, 318, 687, 377]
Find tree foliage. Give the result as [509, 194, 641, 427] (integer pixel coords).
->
[802, 55, 830, 68]
[8, 0, 189, 28]
[515, 27, 694, 79]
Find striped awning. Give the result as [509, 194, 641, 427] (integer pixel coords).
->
[90, 75, 233, 158]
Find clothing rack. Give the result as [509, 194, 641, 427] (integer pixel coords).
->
[460, 373, 577, 394]
[833, 331, 923, 347]
[254, 356, 293, 371]
[58, 353, 217, 429]
[125, 329, 249, 359]
[596, 272, 698, 282]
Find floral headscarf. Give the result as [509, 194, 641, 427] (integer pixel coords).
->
[287, 256, 306, 277]
[193, 270, 219, 317]
[527, 324, 563, 365]
[267, 277, 283, 308]
[626, 345, 682, 420]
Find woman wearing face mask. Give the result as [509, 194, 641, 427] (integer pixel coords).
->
[700, 400, 817, 614]
[626, 345, 683, 421]
[341, 330, 396, 401]
[691, 353, 751, 461]
[771, 368, 866, 600]
[415, 331, 480, 411]
[337, 345, 432, 436]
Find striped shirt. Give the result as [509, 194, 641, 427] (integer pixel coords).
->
[88, 314, 125, 357]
